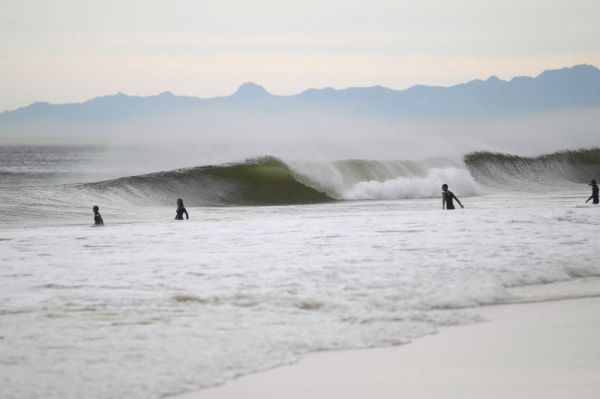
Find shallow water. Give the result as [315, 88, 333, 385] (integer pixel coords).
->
[1, 194, 599, 399]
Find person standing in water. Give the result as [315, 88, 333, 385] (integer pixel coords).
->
[175, 198, 189, 220]
[442, 184, 464, 210]
[92, 205, 104, 225]
[586, 179, 599, 204]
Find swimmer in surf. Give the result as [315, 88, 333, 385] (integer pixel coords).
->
[175, 198, 189, 220]
[92, 205, 104, 225]
[586, 179, 599, 204]
[442, 184, 464, 210]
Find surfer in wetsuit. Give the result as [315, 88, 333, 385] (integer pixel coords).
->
[442, 184, 464, 210]
[586, 179, 599, 204]
[175, 198, 189, 220]
[92, 205, 104, 226]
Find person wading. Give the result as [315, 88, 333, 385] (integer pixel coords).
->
[175, 198, 189, 220]
[92, 205, 104, 226]
[586, 179, 599, 204]
[442, 184, 464, 210]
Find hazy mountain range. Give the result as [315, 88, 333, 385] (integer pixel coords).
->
[1, 64, 600, 145]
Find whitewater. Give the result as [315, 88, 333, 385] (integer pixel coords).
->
[1, 146, 600, 399]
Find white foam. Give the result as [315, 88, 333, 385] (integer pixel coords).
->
[341, 167, 480, 200]
[1, 191, 599, 398]
[287, 158, 480, 200]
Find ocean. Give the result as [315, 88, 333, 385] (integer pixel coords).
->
[1, 146, 599, 398]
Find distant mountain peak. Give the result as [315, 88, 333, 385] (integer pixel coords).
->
[567, 64, 599, 72]
[234, 82, 270, 97]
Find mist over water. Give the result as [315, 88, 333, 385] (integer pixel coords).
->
[48, 105, 600, 165]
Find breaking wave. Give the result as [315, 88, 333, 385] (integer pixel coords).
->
[82, 157, 479, 205]
[79, 148, 600, 206]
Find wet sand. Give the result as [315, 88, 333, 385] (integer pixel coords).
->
[171, 297, 600, 399]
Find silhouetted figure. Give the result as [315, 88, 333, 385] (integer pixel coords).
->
[442, 184, 464, 210]
[92, 205, 104, 225]
[586, 179, 599, 204]
[175, 198, 189, 220]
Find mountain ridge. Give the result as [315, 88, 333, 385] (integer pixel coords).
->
[2, 64, 600, 143]
[3, 64, 599, 114]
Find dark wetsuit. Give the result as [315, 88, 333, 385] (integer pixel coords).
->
[442, 191, 458, 210]
[175, 205, 189, 220]
[94, 212, 104, 225]
[589, 184, 599, 204]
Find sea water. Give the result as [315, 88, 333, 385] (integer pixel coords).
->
[1, 146, 599, 398]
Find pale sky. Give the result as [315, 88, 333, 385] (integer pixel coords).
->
[1, 0, 599, 111]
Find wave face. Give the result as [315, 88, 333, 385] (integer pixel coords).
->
[83, 156, 332, 206]
[464, 148, 600, 187]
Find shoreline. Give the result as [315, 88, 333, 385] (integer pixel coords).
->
[170, 296, 600, 399]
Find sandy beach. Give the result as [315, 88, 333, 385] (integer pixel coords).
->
[171, 297, 600, 399]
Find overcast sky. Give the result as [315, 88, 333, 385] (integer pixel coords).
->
[1, 0, 599, 111]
